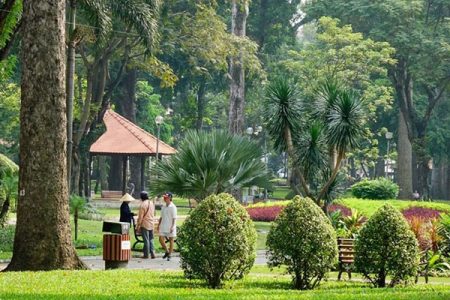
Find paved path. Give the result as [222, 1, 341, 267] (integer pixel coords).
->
[0, 251, 267, 271]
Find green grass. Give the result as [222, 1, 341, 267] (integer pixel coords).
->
[0, 212, 270, 259]
[0, 269, 449, 299]
[254, 221, 271, 250]
[336, 198, 450, 217]
[271, 186, 291, 200]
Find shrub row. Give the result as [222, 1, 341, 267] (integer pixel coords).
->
[351, 178, 399, 200]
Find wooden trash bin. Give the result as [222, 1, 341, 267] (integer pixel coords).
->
[102, 221, 131, 269]
[103, 233, 131, 269]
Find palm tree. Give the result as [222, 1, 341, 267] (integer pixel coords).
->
[264, 79, 311, 197]
[316, 87, 365, 202]
[264, 78, 365, 209]
[151, 130, 268, 202]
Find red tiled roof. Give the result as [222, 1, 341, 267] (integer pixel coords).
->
[90, 109, 176, 156]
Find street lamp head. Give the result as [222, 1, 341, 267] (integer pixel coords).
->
[155, 115, 164, 125]
[256, 125, 263, 134]
[246, 127, 254, 135]
[385, 131, 393, 140]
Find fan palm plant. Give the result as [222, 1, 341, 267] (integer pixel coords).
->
[151, 130, 268, 202]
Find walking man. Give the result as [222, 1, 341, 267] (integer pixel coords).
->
[136, 191, 155, 259]
[157, 192, 177, 261]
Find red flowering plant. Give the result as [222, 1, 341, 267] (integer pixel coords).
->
[402, 207, 442, 251]
[246, 206, 284, 222]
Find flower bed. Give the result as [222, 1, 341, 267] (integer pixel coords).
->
[246, 202, 352, 222]
[401, 206, 441, 221]
[246, 206, 284, 222]
[328, 203, 352, 217]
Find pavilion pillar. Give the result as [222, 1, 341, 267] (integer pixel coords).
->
[88, 154, 92, 200]
[122, 155, 127, 195]
[140, 156, 146, 192]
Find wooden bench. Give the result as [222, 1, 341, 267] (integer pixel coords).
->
[131, 218, 179, 251]
[101, 190, 123, 199]
[337, 238, 355, 280]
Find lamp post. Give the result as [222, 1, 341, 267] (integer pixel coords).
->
[155, 115, 163, 162]
[385, 131, 393, 178]
[246, 125, 267, 200]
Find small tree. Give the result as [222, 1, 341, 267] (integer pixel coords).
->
[178, 193, 257, 288]
[69, 195, 87, 241]
[0, 154, 18, 227]
[355, 204, 419, 287]
[266, 196, 338, 290]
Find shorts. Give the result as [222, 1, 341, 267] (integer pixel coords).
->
[160, 232, 176, 238]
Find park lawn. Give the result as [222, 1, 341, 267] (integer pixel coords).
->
[271, 186, 291, 200]
[254, 221, 271, 250]
[337, 198, 450, 217]
[1, 269, 450, 300]
[0, 218, 271, 260]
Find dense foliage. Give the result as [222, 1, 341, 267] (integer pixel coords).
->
[351, 178, 399, 200]
[177, 193, 257, 288]
[266, 196, 338, 289]
[355, 204, 419, 287]
[0, 224, 14, 252]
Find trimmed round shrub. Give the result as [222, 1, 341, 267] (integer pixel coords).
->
[266, 196, 338, 290]
[178, 193, 257, 288]
[355, 204, 419, 287]
[351, 178, 399, 200]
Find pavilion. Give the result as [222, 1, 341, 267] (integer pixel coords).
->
[89, 109, 176, 196]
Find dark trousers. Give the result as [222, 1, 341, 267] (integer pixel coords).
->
[141, 228, 154, 257]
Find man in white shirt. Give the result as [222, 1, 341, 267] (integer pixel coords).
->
[157, 192, 177, 261]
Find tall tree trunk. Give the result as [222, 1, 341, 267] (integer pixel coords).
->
[413, 136, 432, 200]
[196, 81, 206, 131]
[6, 0, 85, 271]
[66, 0, 76, 193]
[393, 61, 449, 199]
[397, 111, 413, 199]
[228, 0, 248, 134]
[431, 161, 448, 200]
[257, 0, 268, 49]
[119, 68, 140, 195]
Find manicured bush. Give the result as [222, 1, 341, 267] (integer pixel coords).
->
[351, 178, 399, 200]
[0, 224, 14, 252]
[355, 204, 419, 287]
[178, 193, 257, 288]
[266, 196, 338, 290]
[246, 205, 284, 222]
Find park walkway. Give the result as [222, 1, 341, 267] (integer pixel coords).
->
[0, 250, 267, 271]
